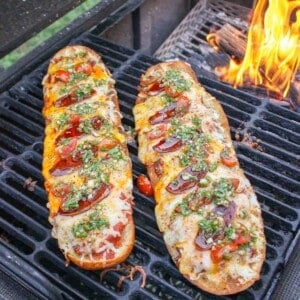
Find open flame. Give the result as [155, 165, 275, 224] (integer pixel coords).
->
[210, 0, 300, 98]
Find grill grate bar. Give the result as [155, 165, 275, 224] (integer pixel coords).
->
[247, 141, 299, 165]
[0, 133, 26, 155]
[198, 77, 263, 106]
[262, 210, 294, 233]
[240, 155, 300, 190]
[249, 128, 300, 156]
[255, 192, 299, 229]
[237, 145, 299, 180]
[146, 273, 196, 300]
[254, 120, 300, 146]
[266, 103, 300, 121]
[263, 226, 290, 246]
[34, 254, 118, 299]
[1, 198, 47, 239]
[0, 190, 48, 227]
[9, 89, 44, 111]
[0, 218, 36, 252]
[245, 172, 299, 207]
[0, 116, 37, 143]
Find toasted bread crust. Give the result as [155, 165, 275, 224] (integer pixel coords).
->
[65, 217, 135, 270]
[133, 60, 266, 295]
[42, 45, 134, 270]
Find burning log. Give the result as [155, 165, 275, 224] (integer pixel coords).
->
[207, 23, 300, 110]
[207, 24, 246, 60]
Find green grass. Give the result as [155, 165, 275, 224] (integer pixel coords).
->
[0, 0, 102, 69]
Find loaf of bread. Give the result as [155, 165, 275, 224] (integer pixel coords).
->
[133, 61, 266, 295]
[42, 45, 134, 269]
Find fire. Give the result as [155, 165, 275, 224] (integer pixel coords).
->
[214, 0, 300, 98]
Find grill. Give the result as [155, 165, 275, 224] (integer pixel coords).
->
[155, 0, 299, 109]
[0, 1, 300, 300]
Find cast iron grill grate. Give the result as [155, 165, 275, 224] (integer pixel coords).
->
[0, 32, 299, 300]
[155, 0, 250, 62]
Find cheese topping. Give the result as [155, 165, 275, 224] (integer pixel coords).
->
[42, 46, 134, 263]
[133, 61, 266, 294]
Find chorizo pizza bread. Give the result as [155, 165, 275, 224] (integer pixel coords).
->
[42, 45, 134, 270]
[133, 61, 266, 295]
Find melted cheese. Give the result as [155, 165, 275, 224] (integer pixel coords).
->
[133, 61, 266, 293]
[42, 45, 134, 263]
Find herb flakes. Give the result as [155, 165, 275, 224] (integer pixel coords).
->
[163, 69, 191, 92]
[72, 209, 109, 238]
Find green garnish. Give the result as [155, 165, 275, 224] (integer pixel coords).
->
[176, 200, 192, 216]
[161, 93, 175, 106]
[163, 69, 191, 92]
[78, 119, 92, 133]
[74, 84, 93, 100]
[213, 178, 234, 206]
[191, 159, 208, 172]
[58, 138, 71, 146]
[170, 117, 201, 142]
[63, 197, 79, 210]
[59, 87, 68, 95]
[172, 117, 210, 172]
[239, 243, 251, 251]
[101, 119, 113, 137]
[81, 149, 95, 164]
[77, 51, 87, 58]
[62, 186, 89, 211]
[175, 178, 236, 216]
[199, 176, 211, 187]
[178, 153, 190, 167]
[251, 235, 258, 244]
[71, 103, 95, 115]
[77, 140, 98, 150]
[175, 189, 212, 215]
[93, 79, 107, 87]
[56, 112, 69, 128]
[108, 147, 124, 161]
[199, 217, 222, 236]
[80, 161, 109, 184]
[72, 210, 109, 239]
[72, 141, 97, 163]
[192, 115, 202, 127]
[241, 210, 249, 219]
[68, 72, 88, 85]
[209, 162, 219, 172]
[225, 226, 237, 241]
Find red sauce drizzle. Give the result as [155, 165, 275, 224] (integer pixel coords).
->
[59, 183, 112, 216]
[50, 158, 82, 176]
[55, 89, 96, 107]
[56, 118, 82, 144]
[56, 116, 103, 144]
[51, 145, 98, 176]
[153, 136, 182, 153]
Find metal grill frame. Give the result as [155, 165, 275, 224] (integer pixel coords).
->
[0, 31, 299, 300]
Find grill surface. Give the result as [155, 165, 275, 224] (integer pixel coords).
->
[0, 31, 299, 300]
